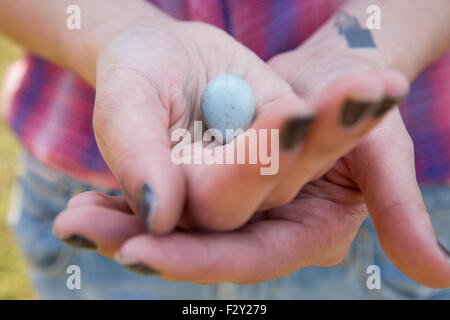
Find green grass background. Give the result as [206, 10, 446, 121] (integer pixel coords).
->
[0, 35, 35, 299]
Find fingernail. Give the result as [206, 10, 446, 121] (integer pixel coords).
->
[123, 262, 160, 275]
[116, 254, 160, 275]
[61, 234, 97, 250]
[138, 183, 155, 231]
[371, 96, 402, 118]
[437, 240, 450, 257]
[340, 99, 375, 127]
[280, 116, 314, 150]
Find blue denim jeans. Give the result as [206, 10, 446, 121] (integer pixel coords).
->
[7, 153, 450, 299]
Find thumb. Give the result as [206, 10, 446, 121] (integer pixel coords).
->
[94, 67, 185, 235]
[350, 112, 450, 288]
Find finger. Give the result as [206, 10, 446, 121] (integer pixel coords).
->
[266, 69, 409, 206]
[94, 65, 185, 235]
[53, 201, 145, 258]
[307, 69, 409, 155]
[116, 199, 366, 284]
[350, 112, 450, 288]
[67, 191, 132, 214]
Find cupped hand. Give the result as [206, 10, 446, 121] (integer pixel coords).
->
[52, 37, 450, 289]
[268, 47, 450, 288]
[91, 19, 308, 235]
[91, 18, 411, 235]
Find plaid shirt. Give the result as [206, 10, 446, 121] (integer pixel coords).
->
[2, 0, 450, 189]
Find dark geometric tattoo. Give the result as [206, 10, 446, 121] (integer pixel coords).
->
[335, 11, 376, 48]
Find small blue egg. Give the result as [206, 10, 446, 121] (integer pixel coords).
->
[201, 74, 255, 144]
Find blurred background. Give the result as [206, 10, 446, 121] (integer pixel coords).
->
[0, 35, 34, 299]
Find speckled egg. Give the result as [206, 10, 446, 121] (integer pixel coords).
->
[200, 74, 255, 144]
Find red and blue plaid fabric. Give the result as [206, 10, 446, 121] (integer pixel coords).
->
[2, 0, 449, 188]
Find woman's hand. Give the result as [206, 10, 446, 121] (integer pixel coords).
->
[275, 48, 450, 287]
[90, 19, 308, 234]
[90, 12, 308, 231]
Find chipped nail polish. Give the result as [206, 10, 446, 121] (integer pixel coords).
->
[372, 97, 400, 118]
[280, 116, 314, 150]
[116, 254, 160, 275]
[61, 234, 97, 250]
[122, 262, 160, 275]
[340, 99, 375, 127]
[437, 240, 450, 257]
[138, 183, 155, 230]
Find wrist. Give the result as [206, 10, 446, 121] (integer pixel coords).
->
[270, 41, 387, 98]
[296, 0, 450, 83]
[61, 0, 176, 86]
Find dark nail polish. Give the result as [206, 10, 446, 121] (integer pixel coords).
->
[61, 234, 97, 250]
[437, 241, 450, 257]
[372, 97, 400, 118]
[340, 99, 375, 127]
[280, 116, 314, 150]
[138, 183, 155, 229]
[121, 262, 160, 275]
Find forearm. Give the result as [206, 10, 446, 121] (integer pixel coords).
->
[0, 0, 174, 85]
[296, 0, 450, 81]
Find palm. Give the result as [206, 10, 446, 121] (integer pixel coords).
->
[97, 22, 292, 133]
[262, 157, 367, 259]
[93, 21, 307, 232]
